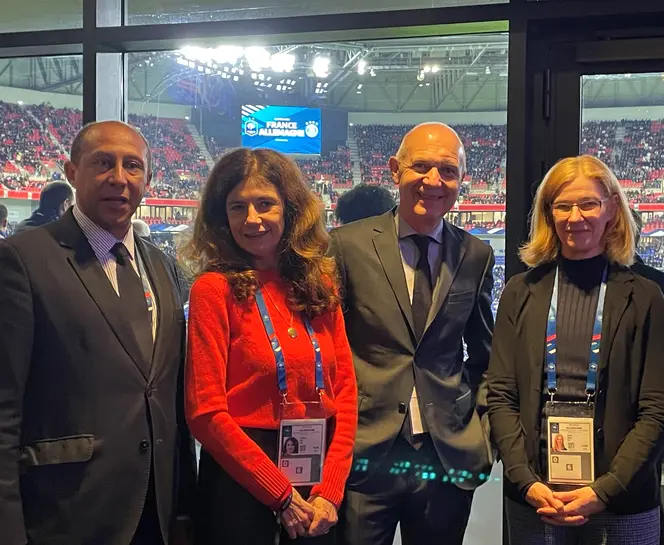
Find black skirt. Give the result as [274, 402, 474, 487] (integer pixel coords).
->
[195, 428, 337, 545]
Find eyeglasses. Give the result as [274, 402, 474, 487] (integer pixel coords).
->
[550, 197, 610, 217]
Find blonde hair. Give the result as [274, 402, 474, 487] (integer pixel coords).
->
[520, 155, 636, 268]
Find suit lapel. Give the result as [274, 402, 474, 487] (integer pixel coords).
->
[425, 222, 466, 332]
[372, 213, 415, 338]
[599, 266, 632, 373]
[526, 266, 556, 397]
[51, 211, 150, 380]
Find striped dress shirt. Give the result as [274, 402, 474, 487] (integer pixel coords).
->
[73, 205, 157, 339]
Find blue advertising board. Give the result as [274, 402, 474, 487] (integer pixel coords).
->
[241, 105, 321, 154]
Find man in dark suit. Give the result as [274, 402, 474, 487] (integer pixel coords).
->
[630, 209, 664, 545]
[13, 180, 74, 234]
[0, 121, 195, 545]
[331, 122, 495, 545]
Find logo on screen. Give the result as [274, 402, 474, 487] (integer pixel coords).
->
[244, 119, 258, 137]
[305, 121, 319, 138]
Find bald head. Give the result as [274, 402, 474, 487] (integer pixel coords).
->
[389, 122, 466, 234]
[70, 120, 152, 171]
[395, 122, 466, 175]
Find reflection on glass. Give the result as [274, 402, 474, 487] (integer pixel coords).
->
[127, 0, 506, 24]
[126, 38, 507, 543]
[0, 56, 82, 234]
[581, 73, 664, 272]
[1, 0, 81, 33]
[125, 36, 507, 317]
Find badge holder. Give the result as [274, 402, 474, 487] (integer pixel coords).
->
[256, 290, 327, 487]
[544, 398, 595, 485]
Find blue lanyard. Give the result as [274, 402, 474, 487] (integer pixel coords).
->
[546, 266, 608, 399]
[255, 289, 325, 395]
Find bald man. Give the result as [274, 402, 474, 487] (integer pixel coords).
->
[0, 121, 195, 545]
[330, 123, 495, 545]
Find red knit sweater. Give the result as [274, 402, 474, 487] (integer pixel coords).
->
[185, 270, 358, 510]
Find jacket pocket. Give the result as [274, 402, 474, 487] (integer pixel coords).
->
[20, 435, 94, 467]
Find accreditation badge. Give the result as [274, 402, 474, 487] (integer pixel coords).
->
[545, 401, 595, 485]
[277, 419, 326, 486]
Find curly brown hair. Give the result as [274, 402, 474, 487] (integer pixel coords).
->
[184, 148, 339, 316]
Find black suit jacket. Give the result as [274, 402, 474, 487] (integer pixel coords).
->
[330, 210, 495, 489]
[0, 210, 196, 545]
[487, 262, 664, 514]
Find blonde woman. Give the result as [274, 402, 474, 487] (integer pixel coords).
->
[487, 155, 664, 544]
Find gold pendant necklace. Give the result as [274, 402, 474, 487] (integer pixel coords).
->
[261, 285, 298, 339]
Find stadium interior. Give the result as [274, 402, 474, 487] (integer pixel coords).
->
[3, 2, 664, 544]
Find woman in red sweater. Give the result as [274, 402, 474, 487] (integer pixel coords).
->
[184, 148, 358, 544]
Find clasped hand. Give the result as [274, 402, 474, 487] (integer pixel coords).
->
[526, 482, 606, 527]
[280, 489, 338, 539]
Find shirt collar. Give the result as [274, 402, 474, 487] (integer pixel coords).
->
[395, 212, 444, 244]
[73, 204, 135, 261]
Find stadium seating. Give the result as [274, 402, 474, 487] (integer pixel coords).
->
[7, 105, 664, 306]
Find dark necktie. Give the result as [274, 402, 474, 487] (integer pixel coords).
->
[111, 243, 153, 371]
[411, 235, 433, 342]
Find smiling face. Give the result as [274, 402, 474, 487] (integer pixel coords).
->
[390, 123, 464, 233]
[64, 122, 152, 239]
[226, 176, 286, 269]
[285, 439, 296, 455]
[552, 175, 617, 260]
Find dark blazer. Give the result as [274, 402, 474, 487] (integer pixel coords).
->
[0, 210, 196, 545]
[330, 210, 495, 489]
[487, 262, 664, 514]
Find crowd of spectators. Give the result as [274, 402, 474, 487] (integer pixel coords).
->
[0, 101, 65, 176]
[353, 123, 506, 188]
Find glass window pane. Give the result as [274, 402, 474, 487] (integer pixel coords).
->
[581, 73, 664, 271]
[1, 0, 81, 33]
[127, 33, 507, 542]
[0, 56, 82, 232]
[128, 0, 506, 25]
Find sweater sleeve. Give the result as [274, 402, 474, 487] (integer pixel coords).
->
[185, 275, 292, 510]
[309, 306, 358, 508]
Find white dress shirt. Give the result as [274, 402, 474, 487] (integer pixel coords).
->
[395, 213, 445, 435]
[73, 205, 157, 339]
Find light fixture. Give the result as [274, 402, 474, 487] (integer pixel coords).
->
[416, 71, 425, 82]
[370, 68, 376, 77]
[213, 45, 243, 65]
[245, 46, 270, 72]
[184, 116, 190, 120]
[312, 56, 330, 78]
[357, 83, 363, 89]
[432, 65, 440, 73]
[423, 65, 431, 73]
[357, 59, 367, 75]
[485, 66, 491, 75]
[270, 53, 295, 73]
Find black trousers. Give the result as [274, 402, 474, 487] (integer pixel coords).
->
[195, 429, 336, 545]
[338, 435, 474, 545]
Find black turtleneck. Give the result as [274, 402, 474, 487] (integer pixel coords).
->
[539, 254, 607, 477]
